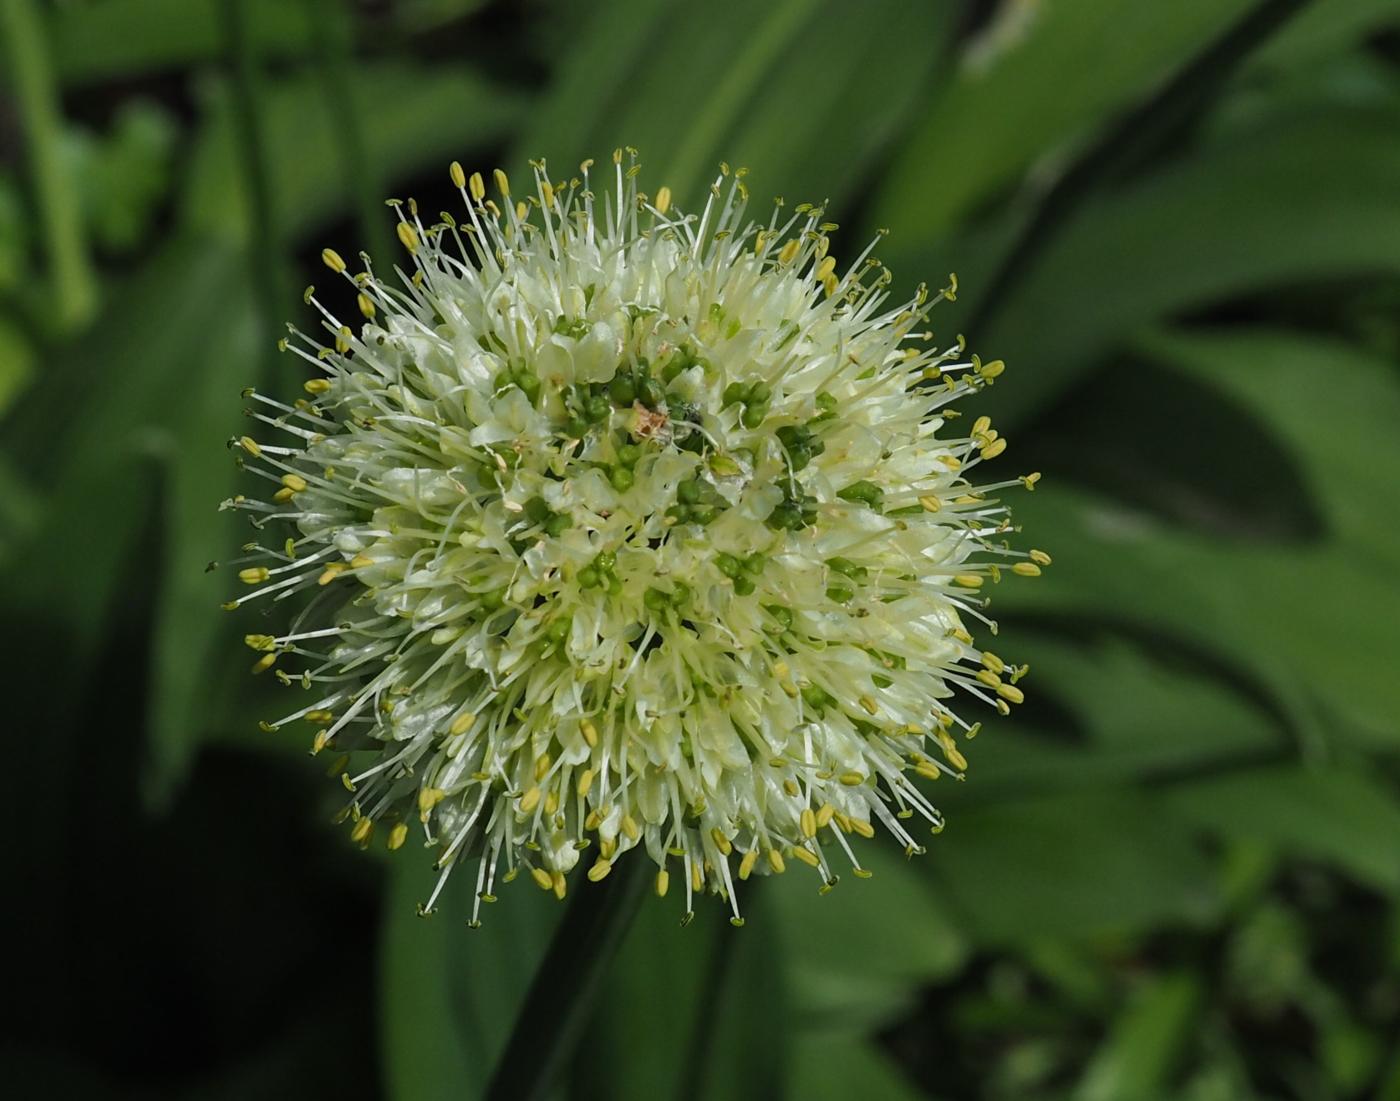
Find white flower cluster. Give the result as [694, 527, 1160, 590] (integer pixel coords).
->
[222, 151, 1048, 926]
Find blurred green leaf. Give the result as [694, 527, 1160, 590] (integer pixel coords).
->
[1004, 327, 1400, 741]
[71, 99, 179, 255]
[0, 316, 34, 413]
[381, 860, 559, 1101]
[966, 106, 1400, 425]
[49, 0, 315, 85]
[512, 0, 951, 212]
[1254, 0, 1400, 69]
[1164, 767, 1400, 893]
[872, 0, 1254, 243]
[790, 1030, 924, 1101]
[1074, 972, 1202, 1101]
[183, 62, 525, 245]
[925, 790, 1217, 945]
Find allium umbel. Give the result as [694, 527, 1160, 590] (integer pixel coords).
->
[222, 152, 1048, 926]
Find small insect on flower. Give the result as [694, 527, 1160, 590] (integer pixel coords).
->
[220, 151, 1047, 927]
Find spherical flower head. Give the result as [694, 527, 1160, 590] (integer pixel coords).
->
[223, 151, 1049, 926]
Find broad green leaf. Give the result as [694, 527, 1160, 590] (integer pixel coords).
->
[1074, 972, 1202, 1101]
[1162, 767, 1400, 894]
[966, 107, 1400, 425]
[1253, 0, 1400, 69]
[49, 0, 316, 86]
[771, 841, 967, 1029]
[871, 0, 1254, 242]
[790, 1031, 925, 1101]
[1001, 328, 1400, 740]
[381, 859, 559, 1101]
[924, 789, 1217, 946]
[511, 0, 951, 213]
[182, 62, 525, 245]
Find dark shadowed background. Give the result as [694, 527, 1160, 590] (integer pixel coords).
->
[2, 1, 1399, 1098]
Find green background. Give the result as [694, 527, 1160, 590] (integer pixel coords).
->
[3, 1, 1399, 1098]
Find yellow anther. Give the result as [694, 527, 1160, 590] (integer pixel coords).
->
[996, 699, 1011, 716]
[767, 849, 786, 874]
[972, 416, 991, 437]
[939, 454, 962, 469]
[849, 818, 875, 839]
[304, 378, 332, 395]
[691, 861, 704, 891]
[790, 846, 820, 868]
[530, 867, 553, 891]
[587, 858, 612, 883]
[975, 668, 1001, 689]
[446, 714, 475, 739]
[238, 567, 269, 585]
[351, 817, 373, 845]
[396, 221, 418, 252]
[346, 553, 372, 571]
[979, 358, 1006, 379]
[312, 730, 330, 754]
[622, 814, 640, 842]
[800, 808, 817, 838]
[816, 803, 835, 828]
[239, 435, 262, 457]
[981, 652, 1005, 674]
[815, 256, 836, 281]
[584, 810, 601, 831]
[317, 562, 348, 585]
[387, 822, 408, 851]
[858, 696, 878, 716]
[778, 239, 800, 265]
[707, 827, 732, 856]
[580, 718, 598, 747]
[997, 682, 1025, 705]
[918, 494, 942, 513]
[534, 754, 552, 782]
[1012, 562, 1041, 577]
[468, 171, 485, 201]
[839, 770, 865, 787]
[655, 868, 670, 897]
[915, 761, 942, 781]
[738, 849, 758, 880]
[544, 790, 559, 816]
[576, 768, 595, 796]
[417, 787, 445, 818]
[357, 292, 375, 319]
[515, 200, 528, 221]
[945, 746, 968, 771]
[654, 185, 671, 214]
[449, 161, 466, 189]
[280, 473, 308, 493]
[518, 786, 541, 814]
[1030, 548, 1052, 566]
[954, 574, 983, 589]
[244, 633, 276, 651]
[552, 870, 567, 899]
[951, 626, 974, 644]
[494, 168, 510, 197]
[306, 710, 334, 724]
[251, 653, 277, 674]
[833, 812, 852, 834]
[981, 437, 1008, 459]
[782, 778, 800, 797]
[321, 248, 347, 273]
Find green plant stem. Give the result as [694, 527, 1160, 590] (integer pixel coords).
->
[483, 856, 646, 1101]
[676, 906, 743, 1101]
[968, 0, 1315, 336]
[1, 0, 97, 332]
[218, 0, 286, 376]
[305, 0, 393, 266]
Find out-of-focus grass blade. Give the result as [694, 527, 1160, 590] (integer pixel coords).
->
[960, 106, 1400, 426]
[790, 1031, 925, 1101]
[49, 0, 315, 86]
[1073, 972, 1202, 1101]
[381, 859, 560, 1101]
[870, 0, 1255, 244]
[182, 62, 525, 245]
[1253, 0, 1400, 69]
[1163, 768, 1400, 894]
[1003, 327, 1400, 740]
[510, 0, 948, 213]
[0, 317, 34, 413]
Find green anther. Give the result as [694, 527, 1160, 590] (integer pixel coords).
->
[578, 566, 600, 589]
[524, 496, 550, 523]
[741, 403, 766, 429]
[660, 349, 693, 382]
[689, 504, 717, 524]
[516, 373, 541, 402]
[787, 443, 812, 471]
[480, 588, 505, 611]
[837, 480, 883, 508]
[586, 395, 611, 422]
[644, 587, 669, 612]
[677, 479, 701, 504]
[741, 553, 766, 575]
[547, 615, 572, 642]
[608, 375, 636, 405]
[564, 417, 590, 439]
[596, 551, 617, 572]
[733, 575, 756, 596]
[714, 553, 741, 579]
[826, 582, 854, 602]
[665, 504, 690, 524]
[764, 604, 793, 630]
[610, 466, 634, 492]
[722, 382, 747, 408]
[617, 443, 642, 467]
